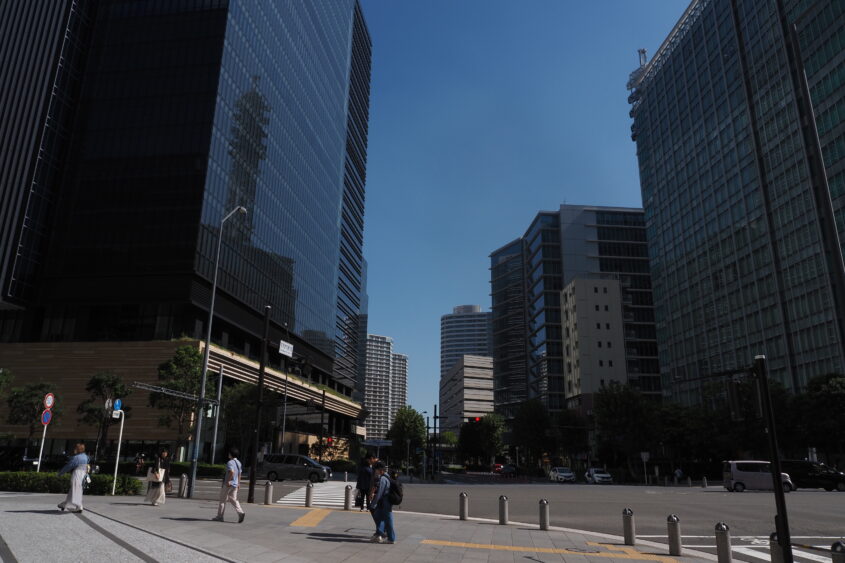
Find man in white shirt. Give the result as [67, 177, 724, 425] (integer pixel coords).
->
[212, 448, 245, 523]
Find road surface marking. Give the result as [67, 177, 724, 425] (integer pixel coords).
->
[421, 539, 677, 561]
[290, 508, 332, 527]
[276, 481, 349, 508]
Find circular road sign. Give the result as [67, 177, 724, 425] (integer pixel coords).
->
[113, 398, 122, 411]
[44, 393, 55, 410]
[41, 409, 52, 426]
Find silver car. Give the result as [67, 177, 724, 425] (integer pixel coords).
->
[262, 454, 331, 483]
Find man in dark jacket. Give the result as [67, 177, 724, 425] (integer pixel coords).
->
[355, 453, 375, 511]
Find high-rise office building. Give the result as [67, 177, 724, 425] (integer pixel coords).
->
[490, 205, 659, 414]
[440, 305, 492, 381]
[363, 334, 407, 439]
[0, 1, 373, 447]
[439, 355, 494, 434]
[628, 0, 845, 402]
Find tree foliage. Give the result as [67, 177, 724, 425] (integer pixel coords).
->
[6, 382, 57, 442]
[149, 346, 202, 451]
[387, 406, 426, 465]
[0, 368, 12, 400]
[77, 371, 133, 461]
[511, 399, 551, 465]
[458, 413, 505, 463]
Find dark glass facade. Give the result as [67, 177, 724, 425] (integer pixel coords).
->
[0, 0, 373, 397]
[629, 0, 845, 403]
[490, 239, 529, 419]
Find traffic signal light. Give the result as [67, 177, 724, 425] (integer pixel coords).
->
[326, 437, 333, 445]
[474, 417, 481, 422]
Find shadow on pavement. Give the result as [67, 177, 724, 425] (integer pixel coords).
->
[161, 517, 217, 522]
[4, 509, 64, 515]
[110, 502, 150, 506]
[295, 532, 371, 543]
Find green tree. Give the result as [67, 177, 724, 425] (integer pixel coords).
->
[221, 381, 282, 461]
[77, 372, 133, 461]
[387, 406, 426, 468]
[801, 373, 845, 461]
[458, 413, 505, 464]
[6, 382, 57, 454]
[0, 368, 12, 400]
[440, 430, 458, 447]
[593, 384, 659, 475]
[150, 346, 202, 452]
[511, 399, 551, 466]
[551, 409, 589, 461]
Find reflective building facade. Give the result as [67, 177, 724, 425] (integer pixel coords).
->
[629, 0, 845, 402]
[440, 305, 492, 382]
[0, 0, 373, 398]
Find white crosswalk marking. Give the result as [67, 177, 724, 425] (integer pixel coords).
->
[732, 546, 832, 563]
[276, 481, 352, 508]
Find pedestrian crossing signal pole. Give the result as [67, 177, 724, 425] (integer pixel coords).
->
[754, 355, 793, 563]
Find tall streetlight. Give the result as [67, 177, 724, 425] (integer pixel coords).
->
[189, 205, 247, 498]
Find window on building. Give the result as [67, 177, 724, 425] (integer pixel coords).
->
[606, 323, 610, 329]
[595, 305, 599, 311]
[607, 342, 612, 348]
[605, 305, 609, 311]
[599, 360, 604, 366]
[603, 287, 608, 294]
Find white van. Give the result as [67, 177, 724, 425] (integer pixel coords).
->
[722, 460, 794, 492]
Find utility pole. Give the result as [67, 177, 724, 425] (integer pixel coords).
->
[248, 305, 271, 504]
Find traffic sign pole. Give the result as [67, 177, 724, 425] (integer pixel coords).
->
[36, 423, 48, 472]
[111, 410, 125, 495]
[36, 406, 53, 473]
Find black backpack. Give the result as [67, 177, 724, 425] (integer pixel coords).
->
[387, 476, 403, 506]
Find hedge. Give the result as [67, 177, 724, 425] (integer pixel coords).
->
[0, 471, 142, 495]
[326, 458, 357, 473]
[111, 461, 225, 478]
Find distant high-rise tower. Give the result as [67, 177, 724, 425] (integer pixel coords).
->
[364, 334, 408, 439]
[628, 0, 845, 402]
[440, 305, 492, 382]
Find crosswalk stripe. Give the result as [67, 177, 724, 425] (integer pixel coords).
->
[276, 482, 351, 508]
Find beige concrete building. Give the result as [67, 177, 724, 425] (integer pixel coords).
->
[439, 355, 493, 434]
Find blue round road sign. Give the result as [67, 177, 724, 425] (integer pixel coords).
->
[41, 409, 52, 426]
[113, 398, 122, 411]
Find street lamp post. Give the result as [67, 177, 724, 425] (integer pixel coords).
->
[189, 205, 246, 498]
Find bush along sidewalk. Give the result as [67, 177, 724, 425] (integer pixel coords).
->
[106, 461, 226, 478]
[0, 471, 142, 495]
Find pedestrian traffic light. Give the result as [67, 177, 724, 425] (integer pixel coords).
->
[474, 417, 481, 422]
[326, 437, 333, 445]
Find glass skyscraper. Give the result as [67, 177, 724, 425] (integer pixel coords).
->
[490, 205, 659, 415]
[629, 0, 845, 402]
[440, 305, 492, 382]
[0, 0, 373, 398]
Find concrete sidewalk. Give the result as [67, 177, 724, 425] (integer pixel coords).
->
[0, 492, 715, 562]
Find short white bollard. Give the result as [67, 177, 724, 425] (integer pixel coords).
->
[178, 474, 188, 498]
[344, 484, 353, 510]
[715, 522, 732, 563]
[539, 499, 549, 531]
[702, 476, 708, 488]
[623, 508, 635, 546]
[263, 481, 273, 505]
[831, 540, 845, 563]
[498, 495, 508, 525]
[667, 514, 682, 556]
[305, 482, 313, 507]
[459, 492, 468, 520]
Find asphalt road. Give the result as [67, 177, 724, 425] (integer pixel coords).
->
[397, 481, 844, 551]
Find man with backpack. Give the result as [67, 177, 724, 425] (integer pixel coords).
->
[368, 462, 401, 544]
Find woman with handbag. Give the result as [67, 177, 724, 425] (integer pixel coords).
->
[145, 450, 168, 506]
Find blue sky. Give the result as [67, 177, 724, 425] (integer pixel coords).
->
[358, 1, 686, 414]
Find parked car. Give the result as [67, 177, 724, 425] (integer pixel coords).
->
[261, 454, 332, 483]
[549, 467, 576, 483]
[584, 467, 613, 484]
[722, 460, 793, 492]
[492, 463, 504, 474]
[780, 460, 845, 491]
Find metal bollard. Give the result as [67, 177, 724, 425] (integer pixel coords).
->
[687, 476, 692, 487]
[498, 495, 509, 525]
[667, 514, 682, 556]
[263, 481, 273, 505]
[702, 476, 708, 488]
[305, 482, 313, 507]
[344, 484, 353, 511]
[459, 492, 469, 520]
[770, 533, 784, 563]
[831, 540, 845, 563]
[178, 474, 188, 498]
[539, 499, 549, 531]
[715, 522, 732, 563]
[623, 508, 636, 546]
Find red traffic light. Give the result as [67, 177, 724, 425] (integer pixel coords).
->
[326, 437, 333, 445]
[474, 417, 480, 422]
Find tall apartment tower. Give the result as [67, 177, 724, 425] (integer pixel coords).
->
[363, 334, 408, 439]
[489, 205, 659, 415]
[0, 1, 373, 401]
[440, 305, 492, 381]
[628, 0, 845, 402]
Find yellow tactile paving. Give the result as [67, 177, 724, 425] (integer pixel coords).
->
[421, 539, 678, 562]
[290, 508, 332, 527]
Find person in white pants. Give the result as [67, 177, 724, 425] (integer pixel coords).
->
[57, 443, 89, 513]
[213, 448, 245, 523]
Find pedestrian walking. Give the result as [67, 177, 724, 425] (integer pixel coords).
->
[355, 453, 375, 510]
[368, 462, 397, 544]
[145, 450, 170, 506]
[212, 448, 245, 523]
[57, 443, 89, 513]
